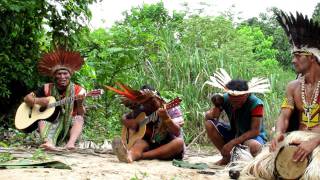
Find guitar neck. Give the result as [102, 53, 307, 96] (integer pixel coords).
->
[138, 104, 179, 126]
[47, 96, 79, 108]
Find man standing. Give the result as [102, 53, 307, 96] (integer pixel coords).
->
[23, 49, 86, 150]
[204, 69, 270, 165]
[107, 84, 185, 163]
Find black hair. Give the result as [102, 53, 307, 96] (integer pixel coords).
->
[140, 84, 161, 96]
[226, 79, 248, 91]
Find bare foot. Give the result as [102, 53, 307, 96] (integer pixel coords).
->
[40, 142, 57, 151]
[65, 144, 76, 151]
[112, 137, 132, 163]
[214, 157, 230, 166]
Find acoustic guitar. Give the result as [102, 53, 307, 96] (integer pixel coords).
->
[121, 97, 182, 149]
[15, 89, 104, 131]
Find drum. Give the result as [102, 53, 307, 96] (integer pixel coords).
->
[274, 145, 309, 180]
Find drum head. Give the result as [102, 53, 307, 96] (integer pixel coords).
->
[275, 145, 308, 179]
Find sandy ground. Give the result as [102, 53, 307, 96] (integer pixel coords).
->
[0, 147, 232, 180]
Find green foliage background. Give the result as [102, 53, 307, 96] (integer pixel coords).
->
[2, 1, 319, 145]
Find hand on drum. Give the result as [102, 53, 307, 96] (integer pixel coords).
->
[291, 139, 318, 162]
[269, 133, 285, 151]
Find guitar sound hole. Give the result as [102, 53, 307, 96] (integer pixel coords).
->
[39, 107, 47, 112]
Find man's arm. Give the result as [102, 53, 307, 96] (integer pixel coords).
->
[270, 82, 295, 151]
[292, 136, 320, 162]
[221, 116, 262, 157]
[205, 107, 222, 120]
[157, 108, 182, 137]
[164, 116, 183, 137]
[75, 99, 86, 116]
[121, 113, 139, 130]
[229, 116, 262, 145]
[24, 92, 49, 107]
[205, 93, 224, 120]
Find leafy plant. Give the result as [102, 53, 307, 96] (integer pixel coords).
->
[0, 152, 14, 163]
[31, 149, 50, 161]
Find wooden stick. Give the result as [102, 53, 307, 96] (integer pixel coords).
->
[187, 129, 206, 149]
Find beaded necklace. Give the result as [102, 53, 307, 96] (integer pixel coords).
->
[300, 76, 320, 127]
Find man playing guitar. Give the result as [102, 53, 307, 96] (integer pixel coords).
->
[111, 84, 185, 163]
[23, 49, 86, 151]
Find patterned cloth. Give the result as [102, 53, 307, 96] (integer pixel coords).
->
[281, 96, 320, 128]
[34, 82, 85, 145]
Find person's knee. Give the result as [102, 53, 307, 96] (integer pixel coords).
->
[244, 139, 262, 156]
[73, 115, 84, 125]
[174, 138, 185, 150]
[204, 120, 214, 130]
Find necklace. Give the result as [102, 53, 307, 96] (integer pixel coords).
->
[300, 76, 320, 127]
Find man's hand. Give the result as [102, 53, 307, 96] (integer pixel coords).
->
[157, 108, 170, 120]
[221, 141, 235, 157]
[291, 139, 318, 162]
[35, 97, 49, 107]
[211, 93, 224, 107]
[269, 133, 285, 152]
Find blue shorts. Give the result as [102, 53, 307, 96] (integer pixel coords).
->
[209, 119, 265, 145]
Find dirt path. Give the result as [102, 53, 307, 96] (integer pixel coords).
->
[0, 148, 231, 180]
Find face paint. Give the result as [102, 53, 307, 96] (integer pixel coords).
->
[54, 69, 71, 89]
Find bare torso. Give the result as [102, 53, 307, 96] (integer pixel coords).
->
[289, 78, 320, 133]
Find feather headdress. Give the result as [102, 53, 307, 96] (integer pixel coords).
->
[105, 82, 163, 109]
[38, 49, 84, 76]
[275, 10, 320, 62]
[204, 68, 271, 96]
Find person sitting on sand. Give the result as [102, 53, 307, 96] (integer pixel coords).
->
[106, 84, 185, 162]
[204, 68, 270, 165]
[23, 48, 86, 151]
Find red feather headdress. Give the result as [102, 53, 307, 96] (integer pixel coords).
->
[37, 49, 84, 76]
[105, 82, 164, 108]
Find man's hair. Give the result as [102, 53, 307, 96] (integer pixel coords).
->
[226, 79, 249, 91]
[140, 84, 161, 96]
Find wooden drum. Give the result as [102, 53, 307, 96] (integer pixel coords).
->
[274, 145, 309, 180]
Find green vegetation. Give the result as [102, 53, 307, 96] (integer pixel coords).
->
[1, 1, 319, 145]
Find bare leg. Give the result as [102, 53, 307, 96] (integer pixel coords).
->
[142, 138, 184, 160]
[205, 120, 225, 151]
[65, 116, 84, 150]
[38, 121, 56, 151]
[204, 120, 229, 165]
[112, 138, 149, 163]
[129, 139, 149, 161]
[243, 139, 262, 157]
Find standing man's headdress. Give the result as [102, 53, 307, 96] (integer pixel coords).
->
[275, 10, 320, 62]
[204, 68, 270, 96]
[37, 49, 84, 77]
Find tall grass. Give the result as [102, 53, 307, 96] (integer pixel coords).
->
[127, 18, 295, 143]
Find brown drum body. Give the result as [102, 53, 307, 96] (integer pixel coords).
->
[274, 145, 309, 180]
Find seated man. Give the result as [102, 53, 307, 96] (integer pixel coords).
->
[23, 49, 86, 150]
[204, 69, 270, 165]
[108, 84, 185, 163]
[242, 11, 320, 180]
